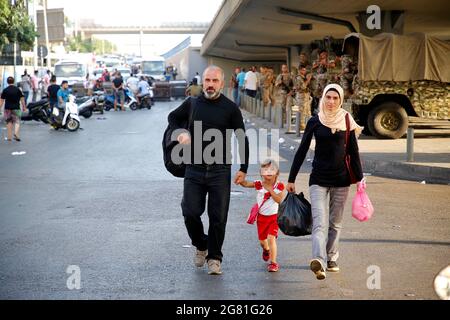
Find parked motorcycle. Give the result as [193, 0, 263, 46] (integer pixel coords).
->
[49, 95, 81, 131]
[21, 97, 50, 123]
[78, 92, 105, 119]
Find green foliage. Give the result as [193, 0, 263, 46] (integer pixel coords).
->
[0, 0, 38, 51]
[66, 35, 117, 54]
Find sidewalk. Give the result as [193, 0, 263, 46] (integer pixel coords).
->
[242, 110, 450, 185]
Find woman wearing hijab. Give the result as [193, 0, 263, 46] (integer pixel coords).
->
[287, 83, 363, 280]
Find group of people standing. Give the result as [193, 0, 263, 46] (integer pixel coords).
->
[168, 65, 363, 280]
[230, 49, 357, 132]
[18, 69, 52, 104]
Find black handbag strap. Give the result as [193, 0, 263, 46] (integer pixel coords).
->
[344, 113, 350, 155]
[188, 97, 197, 129]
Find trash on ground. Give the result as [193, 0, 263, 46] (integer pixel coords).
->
[11, 151, 26, 156]
[420, 181, 426, 184]
[182, 245, 191, 248]
[278, 138, 285, 144]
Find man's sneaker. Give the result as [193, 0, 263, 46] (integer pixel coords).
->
[267, 262, 279, 272]
[310, 259, 326, 280]
[262, 249, 270, 262]
[207, 259, 222, 275]
[194, 249, 207, 267]
[327, 261, 340, 272]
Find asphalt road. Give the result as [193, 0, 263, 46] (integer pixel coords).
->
[0, 99, 449, 300]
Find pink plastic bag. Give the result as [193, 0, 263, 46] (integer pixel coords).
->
[247, 203, 259, 224]
[351, 178, 374, 222]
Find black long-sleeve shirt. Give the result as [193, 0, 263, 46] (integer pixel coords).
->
[288, 116, 363, 187]
[168, 94, 249, 173]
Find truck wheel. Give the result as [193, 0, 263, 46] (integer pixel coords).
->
[367, 102, 408, 139]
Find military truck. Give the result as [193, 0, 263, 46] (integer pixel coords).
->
[342, 33, 450, 139]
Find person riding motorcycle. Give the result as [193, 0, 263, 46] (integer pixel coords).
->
[136, 76, 151, 105]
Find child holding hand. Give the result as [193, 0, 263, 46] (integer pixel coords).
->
[240, 159, 286, 272]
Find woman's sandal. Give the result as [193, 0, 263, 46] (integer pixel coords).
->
[13, 134, 21, 141]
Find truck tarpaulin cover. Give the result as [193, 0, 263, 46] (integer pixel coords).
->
[358, 33, 450, 83]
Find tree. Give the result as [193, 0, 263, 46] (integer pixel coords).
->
[0, 0, 38, 51]
[66, 35, 117, 54]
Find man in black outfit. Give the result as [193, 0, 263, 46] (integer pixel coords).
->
[0, 77, 27, 141]
[168, 65, 249, 275]
[112, 72, 125, 111]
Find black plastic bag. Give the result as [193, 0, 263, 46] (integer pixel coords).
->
[277, 192, 312, 236]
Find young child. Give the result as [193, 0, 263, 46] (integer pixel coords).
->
[240, 159, 286, 272]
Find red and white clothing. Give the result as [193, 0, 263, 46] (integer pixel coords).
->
[254, 180, 285, 240]
[254, 180, 285, 216]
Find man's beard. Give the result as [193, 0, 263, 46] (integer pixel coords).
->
[203, 88, 221, 100]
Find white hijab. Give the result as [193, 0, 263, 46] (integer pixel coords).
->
[318, 83, 363, 136]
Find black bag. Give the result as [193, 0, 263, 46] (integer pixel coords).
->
[162, 98, 196, 178]
[277, 192, 312, 236]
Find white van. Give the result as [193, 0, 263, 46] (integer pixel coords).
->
[54, 60, 89, 86]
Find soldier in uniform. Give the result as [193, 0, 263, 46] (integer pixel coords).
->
[274, 64, 294, 124]
[340, 54, 356, 98]
[294, 65, 313, 130]
[312, 50, 335, 99]
[263, 66, 275, 106]
[299, 52, 311, 69]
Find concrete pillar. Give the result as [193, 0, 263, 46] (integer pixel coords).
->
[295, 111, 301, 137]
[406, 127, 414, 162]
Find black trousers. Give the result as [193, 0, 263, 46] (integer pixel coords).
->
[181, 164, 231, 262]
[245, 89, 257, 98]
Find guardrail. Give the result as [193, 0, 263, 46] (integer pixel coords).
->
[227, 88, 307, 137]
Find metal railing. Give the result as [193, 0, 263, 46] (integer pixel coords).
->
[232, 88, 306, 137]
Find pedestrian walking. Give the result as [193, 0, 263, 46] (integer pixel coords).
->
[167, 65, 249, 275]
[236, 68, 246, 107]
[287, 83, 363, 280]
[31, 70, 39, 102]
[239, 159, 286, 272]
[0, 77, 27, 142]
[244, 66, 258, 98]
[229, 67, 240, 104]
[20, 70, 31, 104]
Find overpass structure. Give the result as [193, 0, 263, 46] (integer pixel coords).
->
[201, 0, 450, 62]
[78, 22, 210, 38]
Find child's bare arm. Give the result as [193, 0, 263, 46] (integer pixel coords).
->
[239, 180, 255, 188]
[269, 189, 286, 204]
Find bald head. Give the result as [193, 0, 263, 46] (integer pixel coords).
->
[202, 65, 224, 100]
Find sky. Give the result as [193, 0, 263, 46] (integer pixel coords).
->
[44, 0, 223, 55]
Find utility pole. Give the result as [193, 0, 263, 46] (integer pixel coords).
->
[32, 0, 38, 68]
[139, 28, 143, 57]
[42, 0, 51, 68]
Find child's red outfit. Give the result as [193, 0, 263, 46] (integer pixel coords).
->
[254, 180, 284, 240]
